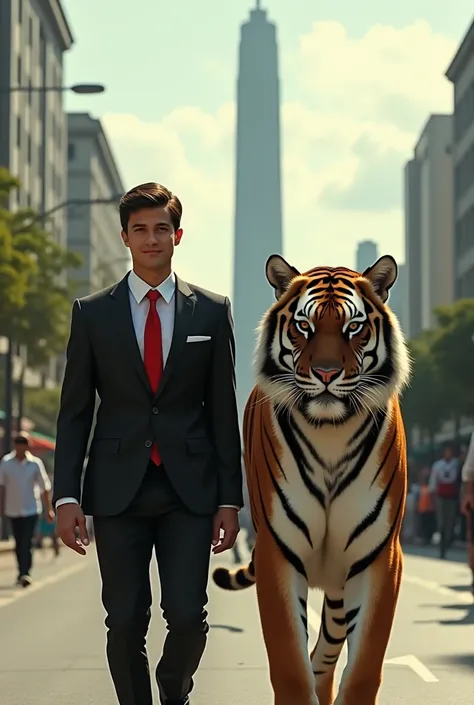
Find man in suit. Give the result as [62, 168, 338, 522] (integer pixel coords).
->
[53, 182, 243, 705]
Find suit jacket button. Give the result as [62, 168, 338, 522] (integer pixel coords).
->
[152, 407, 158, 415]
[145, 440, 152, 448]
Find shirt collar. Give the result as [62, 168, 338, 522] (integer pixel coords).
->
[13, 450, 32, 463]
[128, 270, 176, 305]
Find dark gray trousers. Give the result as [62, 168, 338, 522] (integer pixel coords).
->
[93, 461, 213, 705]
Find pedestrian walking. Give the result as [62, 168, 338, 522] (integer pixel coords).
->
[429, 443, 460, 558]
[0, 433, 55, 586]
[417, 468, 436, 545]
[52, 182, 243, 705]
[460, 430, 474, 593]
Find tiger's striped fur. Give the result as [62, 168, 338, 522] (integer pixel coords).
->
[212, 254, 410, 705]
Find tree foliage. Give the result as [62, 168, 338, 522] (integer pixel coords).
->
[23, 386, 61, 435]
[0, 168, 83, 367]
[431, 299, 474, 418]
[402, 298, 474, 442]
[401, 331, 445, 439]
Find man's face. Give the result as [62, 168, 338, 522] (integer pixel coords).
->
[443, 447, 453, 460]
[14, 440, 28, 459]
[121, 207, 183, 272]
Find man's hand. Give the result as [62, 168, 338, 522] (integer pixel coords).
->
[461, 492, 474, 516]
[45, 508, 56, 524]
[56, 503, 89, 555]
[211, 507, 240, 554]
[461, 480, 474, 516]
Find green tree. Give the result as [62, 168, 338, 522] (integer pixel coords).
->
[23, 386, 61, 436]
[431, 298, 474, 420]
[0, 171, 36, 322]
[401, 330, 445, 444]
[0, 168, 83, 368]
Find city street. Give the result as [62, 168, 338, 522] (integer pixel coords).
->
[0, 538, 473, 704]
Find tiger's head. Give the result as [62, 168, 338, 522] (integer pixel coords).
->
[254, 254, 411, 423]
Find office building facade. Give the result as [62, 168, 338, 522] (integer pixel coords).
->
[403, 114, 454, 338]
[446, 19, 474, 299]
[0, 0, 73, 247]
[67, 112, 128, 296]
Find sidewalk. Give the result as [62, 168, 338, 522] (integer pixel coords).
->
[0, 539, 14, 554]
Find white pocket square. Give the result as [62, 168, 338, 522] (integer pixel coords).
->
[186, 335, 211, 343]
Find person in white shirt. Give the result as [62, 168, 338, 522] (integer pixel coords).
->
[429, 443, 460, 559]
[0, 433, 54, 586]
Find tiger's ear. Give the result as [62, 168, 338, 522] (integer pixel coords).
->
[362, 255, 397, 303]
[266, 254, 300, 300]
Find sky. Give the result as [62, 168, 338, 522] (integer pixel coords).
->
[61, 0, 474, 297]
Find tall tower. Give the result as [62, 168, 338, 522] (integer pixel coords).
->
[355, 240, 378, 272]
[232, 2, 283, 420]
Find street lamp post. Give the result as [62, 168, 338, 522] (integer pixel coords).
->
[14, 195, 121, 234]
[0, 83, 105, 95]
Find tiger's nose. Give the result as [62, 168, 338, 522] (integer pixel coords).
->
[313, 367, 342, 385]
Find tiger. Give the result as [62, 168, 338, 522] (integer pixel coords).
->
[212, 254, 411, 705]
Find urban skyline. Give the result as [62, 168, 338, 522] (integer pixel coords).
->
[0, 2, 473, 420]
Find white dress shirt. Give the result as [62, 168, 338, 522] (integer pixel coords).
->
[56, 270, 238, 511]
[0, 450, 51, 517]
[428, 457, 460, 493]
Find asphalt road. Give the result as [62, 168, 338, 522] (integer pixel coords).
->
[0, 537, 473, 705]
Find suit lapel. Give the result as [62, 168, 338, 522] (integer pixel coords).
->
[155, 276, 196, 400]
[109, 274, 152, 396]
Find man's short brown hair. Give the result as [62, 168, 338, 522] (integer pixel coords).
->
[119, 182, 183, 233]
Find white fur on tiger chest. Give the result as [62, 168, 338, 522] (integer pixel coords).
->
[268, 409, 394, 592]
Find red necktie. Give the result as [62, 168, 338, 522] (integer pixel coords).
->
[144, 289, 163, 465]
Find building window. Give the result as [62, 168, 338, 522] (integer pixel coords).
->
[29, 16, 33, 46]
[17, 116, 21, 148]
[18, 0, 23, 23]
[17, 55, 22, 84]
[27, 135, 32, 163]
[68, 142, 76, 161]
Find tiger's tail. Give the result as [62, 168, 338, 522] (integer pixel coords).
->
[212, 552, 256, 591]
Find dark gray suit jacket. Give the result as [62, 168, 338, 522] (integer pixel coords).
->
[52, 273, 243, 517]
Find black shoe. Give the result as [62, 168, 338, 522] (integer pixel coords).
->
[160, 698, 189, 705]
[19, 575, 32, 588]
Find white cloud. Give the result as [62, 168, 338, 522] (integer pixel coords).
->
[294, 20, 454, 124]
[102, 19, 457, 296]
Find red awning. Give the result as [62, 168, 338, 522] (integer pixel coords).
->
[28, 433, 56, 451]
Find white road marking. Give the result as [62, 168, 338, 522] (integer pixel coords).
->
[0, 559, 89, 609]
[385, 655, 439, 682]
[403, 573, 474, 605]
[307, 605, 438, 683]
